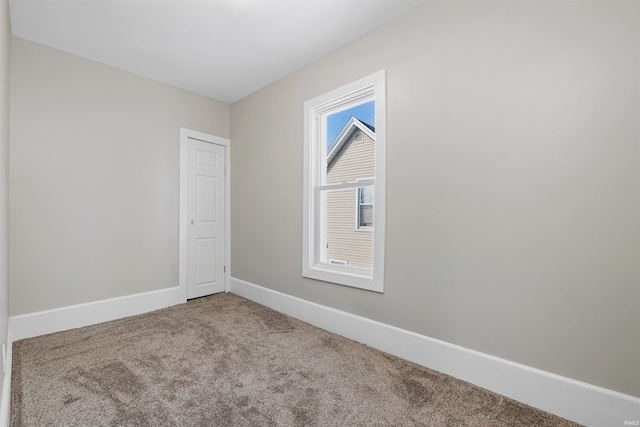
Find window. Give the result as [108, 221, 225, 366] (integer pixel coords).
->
[357, 185, 373, 229]
[302, 70, 386, 292]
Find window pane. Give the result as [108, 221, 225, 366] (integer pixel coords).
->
[359, 205, 373, 228]
[325, 101, 376, 186]
[321, 187, 373, 270]
[360, 186, 374, 204]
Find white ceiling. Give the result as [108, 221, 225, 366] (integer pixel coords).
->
[9, 0, 426, 103]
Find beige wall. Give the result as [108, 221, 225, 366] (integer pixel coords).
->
[0, 0, 10, 405]
[9, 37, 230, 315]
[231, 1, 640, 397]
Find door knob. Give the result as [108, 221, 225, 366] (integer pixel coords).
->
[191, 219, 194, 225]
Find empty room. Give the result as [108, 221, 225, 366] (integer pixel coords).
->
[0, 0, 638, 426]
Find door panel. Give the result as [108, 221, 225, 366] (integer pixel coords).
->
[187, 139, 225, 299]
[196, 176, 217, 222]
[196, 238, 217, 286]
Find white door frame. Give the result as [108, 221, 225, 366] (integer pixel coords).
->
[179, 128, 231, 303]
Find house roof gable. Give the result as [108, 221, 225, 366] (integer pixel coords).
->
[327, 117, 376, 165]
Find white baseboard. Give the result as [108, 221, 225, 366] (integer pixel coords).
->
[0, 328, 12, 427]
[9, 287, 183, 341]
[230, 277, 640, 427]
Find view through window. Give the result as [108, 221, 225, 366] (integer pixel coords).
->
[324, 102, 375, 269]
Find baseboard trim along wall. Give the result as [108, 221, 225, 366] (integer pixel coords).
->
[0, 329, 13, 427]
[9, 286, 183, 342]
[229, 277, 640, 427]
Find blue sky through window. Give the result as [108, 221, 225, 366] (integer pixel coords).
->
[326, 100, 374, 147]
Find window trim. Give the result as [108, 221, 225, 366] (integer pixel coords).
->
[302, 70, 386, 293]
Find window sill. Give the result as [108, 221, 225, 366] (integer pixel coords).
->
[303, 263, 383, 293]
[355, 227, 373, 232]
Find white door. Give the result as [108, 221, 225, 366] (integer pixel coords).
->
[187, 138, 226, 299]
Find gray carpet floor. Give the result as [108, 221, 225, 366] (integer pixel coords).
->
[11, 293, 580, 426]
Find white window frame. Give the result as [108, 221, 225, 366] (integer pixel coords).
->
[302, 70, 386, 293]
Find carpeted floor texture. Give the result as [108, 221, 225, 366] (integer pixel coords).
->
[11, 293, 580, 426]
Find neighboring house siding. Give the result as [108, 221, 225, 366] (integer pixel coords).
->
[326, 130, 375, 269]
